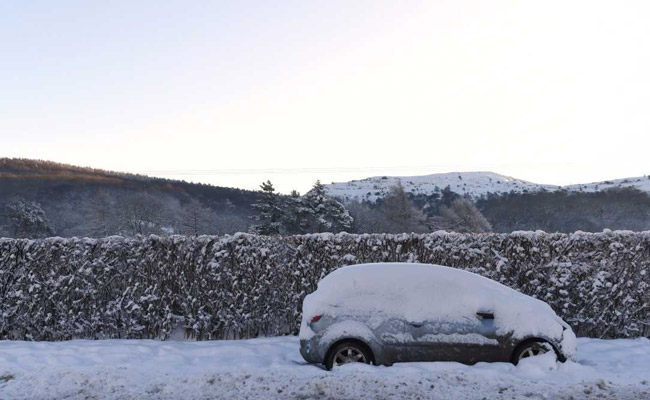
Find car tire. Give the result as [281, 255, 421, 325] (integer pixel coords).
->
[325, 341, 373, 370]
[512, 341, 555, 365]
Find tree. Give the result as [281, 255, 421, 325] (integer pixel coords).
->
[438, 198, 492, 233]
[180, 199, 216, 235]
[250, 180, 283, 235]
[86, 189, 115, 237]
[346, 201, 391, 233]
[302, 180, 353, 233]
[4, 197, 54, 238]
[379, 182, 428, 233]
[282, 190, 309, 234]
[119, 193, 166, 236]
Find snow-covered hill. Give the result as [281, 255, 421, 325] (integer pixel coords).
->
[565, 176, 650, 194]
[325, 171, 650, 202]
[325, 172, 559, 202]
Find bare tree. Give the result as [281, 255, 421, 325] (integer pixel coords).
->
[180, 199, 216, 235]
[438, 198, 492, 233]
[87, 189, 115, 237]
[346, 201, 392, 233]
[119, 193, 166, 236]
[214, 213, 250, 234]
[379, 183, 428, 233]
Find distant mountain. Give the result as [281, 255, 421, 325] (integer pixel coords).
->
[325, 171, 650, 233]
[0, 158, 262, 237]
[564, 176, 650, 194]
[325, 171, 650, 202]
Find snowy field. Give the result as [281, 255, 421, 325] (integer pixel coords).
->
[1, 337, 650, 400]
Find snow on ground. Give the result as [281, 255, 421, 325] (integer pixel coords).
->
[1, 336, 649, 400]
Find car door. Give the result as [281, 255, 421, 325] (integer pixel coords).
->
[403, 310, 502, 363]
[374, 313, 409, 363]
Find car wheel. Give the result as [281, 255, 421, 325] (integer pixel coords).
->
[325, 341, 372, 370]
[512, 341, 555, 364]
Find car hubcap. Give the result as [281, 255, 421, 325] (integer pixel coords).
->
[518, 345, 548, 361]
[333, 346, 366, 366]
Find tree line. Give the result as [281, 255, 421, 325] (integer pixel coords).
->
[6, 157, 650, 238]
[1, 176, 493, 238]
[249, 180, 492, 235]
[477, 186, 650, 232]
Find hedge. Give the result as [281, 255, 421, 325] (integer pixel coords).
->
[1, 231, 649, 340]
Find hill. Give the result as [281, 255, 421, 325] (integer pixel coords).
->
[3, 159, 650, 237]
[325, 171, 650, 233]
[325, 171, 559, 202]
[324, 171, 650, 202]
[0, 158, 261, 237]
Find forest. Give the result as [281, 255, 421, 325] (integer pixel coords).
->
[3, 158, 650, 238]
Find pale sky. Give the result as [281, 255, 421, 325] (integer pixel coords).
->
[2, 1, 649, 194]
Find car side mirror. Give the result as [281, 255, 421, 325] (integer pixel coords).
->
[476, 311, 494, 320]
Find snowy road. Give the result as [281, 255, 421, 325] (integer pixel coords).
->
[1, 336, 650, 400]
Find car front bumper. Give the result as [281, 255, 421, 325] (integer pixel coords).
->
[560, 326, 578, 362]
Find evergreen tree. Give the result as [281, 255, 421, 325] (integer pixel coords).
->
[282, 190, 309, 234]
[250, 180, 283, 235]
[4, 196, 54, 238]
[440, 185, 461, 206]
[302, 180, 353, 233]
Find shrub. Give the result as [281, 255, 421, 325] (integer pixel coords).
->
[1, 231, 648, 340]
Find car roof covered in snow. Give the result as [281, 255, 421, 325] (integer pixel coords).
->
[317, 262, 522, 298]
[302, 263, 564, 340]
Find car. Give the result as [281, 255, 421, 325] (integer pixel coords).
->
[299, 262, 577, 370]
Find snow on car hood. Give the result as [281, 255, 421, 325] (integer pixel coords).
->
[301, 263, 567, 341]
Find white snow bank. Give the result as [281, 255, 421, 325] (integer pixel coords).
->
[1, 337, 649, 400]
[302, 263, 569, 342]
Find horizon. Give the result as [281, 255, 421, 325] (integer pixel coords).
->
[3, 157, 648, 194]
[3, 1, 650, 193]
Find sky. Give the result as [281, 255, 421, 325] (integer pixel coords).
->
[2, 0, 649, 194]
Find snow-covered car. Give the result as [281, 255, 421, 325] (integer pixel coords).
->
[299, 263, 577, 370]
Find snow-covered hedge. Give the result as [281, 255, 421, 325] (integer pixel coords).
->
[1, 231, 649, 340]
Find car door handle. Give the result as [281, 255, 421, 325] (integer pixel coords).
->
[476, 311, 494, 320]
[408, 322, 423, 328]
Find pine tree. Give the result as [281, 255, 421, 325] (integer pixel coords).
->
[282, 190, 309, 234]
[302, 180, 353, 233]
[4, 196, 55, 238]
[250, 180, 283, 235]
